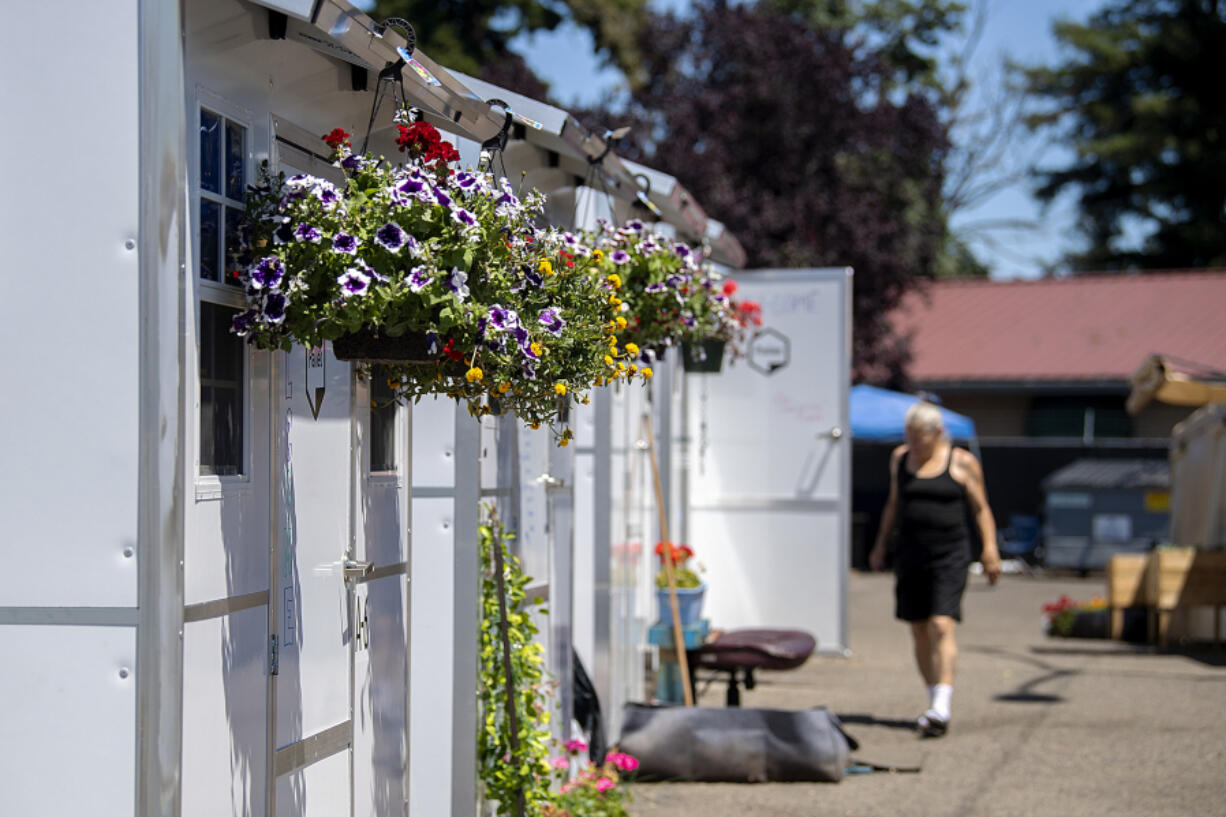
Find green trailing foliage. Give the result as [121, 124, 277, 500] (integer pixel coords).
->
[478, 518, 555, 816]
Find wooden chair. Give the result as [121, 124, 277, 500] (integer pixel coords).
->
[1107, 554, 1150, 640]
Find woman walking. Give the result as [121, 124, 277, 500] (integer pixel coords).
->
[869, 401, 1001, 737]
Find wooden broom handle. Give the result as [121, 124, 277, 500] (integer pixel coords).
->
[643, 411, 695, 707]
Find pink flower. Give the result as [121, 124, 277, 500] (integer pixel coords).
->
[564, 738, 588, 754]
[552, 756, 569, 770]
[595, 777, 615, 793]
[608, 752, 639, 772]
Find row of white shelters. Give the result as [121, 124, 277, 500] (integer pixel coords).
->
[0, 1, 848, 815]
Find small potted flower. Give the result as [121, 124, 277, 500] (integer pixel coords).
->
[545, 740, 637, 817]
[234, 111, 645, 439]
[678, 278, 762, 373]
[653, 542, 705, 627]
[1042, 595, 1109, 638]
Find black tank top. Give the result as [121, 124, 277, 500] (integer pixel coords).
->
[896, 446, 970, 566]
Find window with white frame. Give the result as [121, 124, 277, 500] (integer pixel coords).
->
[197, 102, 250, 477]
[198, 108, 248, 286]
[370, 365, 398, 473]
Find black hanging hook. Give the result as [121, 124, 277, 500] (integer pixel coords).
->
[482, 98, 514, 153]
[359, 18, 418, 154]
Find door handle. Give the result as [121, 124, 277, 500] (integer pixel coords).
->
[817, 427, 844, 441]
[343, 558, 373, 580]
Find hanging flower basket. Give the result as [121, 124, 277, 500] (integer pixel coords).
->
[582, 220, 763, 369]
[681, 338, 727, 373]
[231, 115, 650, 439]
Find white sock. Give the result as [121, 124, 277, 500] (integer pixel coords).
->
[930, 684, 953, 721]
[926, 684, 936, 707]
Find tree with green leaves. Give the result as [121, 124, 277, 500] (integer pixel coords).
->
[1022, 0, 1226, 270]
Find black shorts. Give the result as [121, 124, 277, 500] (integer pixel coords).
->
[894, 555, 969, 622]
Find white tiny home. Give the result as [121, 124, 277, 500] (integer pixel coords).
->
[0, 2, 848, 815]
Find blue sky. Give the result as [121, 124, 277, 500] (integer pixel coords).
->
[510, 0, 1113, 279]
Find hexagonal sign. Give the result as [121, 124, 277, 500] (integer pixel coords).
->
[748, 327, 790, 375]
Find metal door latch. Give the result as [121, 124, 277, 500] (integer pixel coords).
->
[536, 473, 564, 488]
[817, 427, 844, 441]
[343, 558, 374, 580]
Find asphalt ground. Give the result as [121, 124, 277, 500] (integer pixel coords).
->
[627, 570, 1226, 817]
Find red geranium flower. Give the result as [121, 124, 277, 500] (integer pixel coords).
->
[442, 338, 465, 363]
[322, 128, 350, 149]
[722, 280, 738, 297]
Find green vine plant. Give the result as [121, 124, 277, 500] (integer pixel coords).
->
[478, 512, 555, 817]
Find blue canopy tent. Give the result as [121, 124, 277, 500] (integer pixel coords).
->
[850, 385, 978, 448]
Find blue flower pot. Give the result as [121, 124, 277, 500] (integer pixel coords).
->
[656, 584, 706, 628]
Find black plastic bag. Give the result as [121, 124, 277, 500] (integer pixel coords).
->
[617, 703, 858, 783]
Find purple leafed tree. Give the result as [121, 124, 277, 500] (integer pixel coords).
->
[580, 0, 954, 386]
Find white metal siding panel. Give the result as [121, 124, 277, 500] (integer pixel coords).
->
[0, 1, 140, 608]
[0, 626, 137, 815]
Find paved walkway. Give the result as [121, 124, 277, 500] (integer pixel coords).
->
[629, 571, 1226, 817]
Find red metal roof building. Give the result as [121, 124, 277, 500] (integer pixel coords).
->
[890, 271, 1226, 440]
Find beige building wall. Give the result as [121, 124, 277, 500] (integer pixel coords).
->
[937, 394, 1029, 438]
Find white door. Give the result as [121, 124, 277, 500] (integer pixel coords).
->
[272, 341, 355, 817]
[271, 141, 357, 817]
[685, 268, 851, 652]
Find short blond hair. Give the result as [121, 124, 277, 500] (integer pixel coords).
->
[904, 401, 944, 434]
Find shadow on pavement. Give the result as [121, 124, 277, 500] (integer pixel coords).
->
[837, 712, 920, 731]
[1030, 642, 1226, 668]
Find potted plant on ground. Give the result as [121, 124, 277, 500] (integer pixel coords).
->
[653, 542, 706, 627]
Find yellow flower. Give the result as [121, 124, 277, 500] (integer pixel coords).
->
[608, 334, 618, 346]
[530, 341, 543, 356]
[609, 296, 622, 307]
[618, 362, 626, 372]
[592, 249, 604, 262]
[605, 321, 617, 333]
[538, 260, 554, 276]
[386, 377, 400, 390]
[498, 382, 510, 394]
[530, 422, 540, 430]
[625, 342, 640, 357]
[606, 273, 622, 289]
[616, 316, 628, 330]
[558, 437, 570, 447]
[554, 383, 567, 396]
[466, 367, 483, 383]
[595, 376, 604, 387]
[581, 396, 590, 405]
[642, 367, 654, 379]
[604, 355, 615, 366]
[629, 364, 639, 374]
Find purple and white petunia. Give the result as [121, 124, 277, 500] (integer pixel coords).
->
[433, 187, 453, 210]
[340, 155, 366, 172]
[451, 207, 478, 229]
[673, 243, 691, 258]
[610, 250, 631, 265]
[338, 266, 372, 298]
[522, 360, 537, 380]
[523, 267, 544, 288]
[407, 266, 432, 292]
[626, 219, 645, 233]
[374, 222, 408, 252]
[398, 177, 426, 196]
[250, 257, 285, 290]
[538, 307, 565, 336]
[232, 309, 258, 336]
[294, 223, 322, 243]
[452, 172, 479, 192]
[637, 238, 661, 256]
[426, 331, 440, 355]
[446, 267, 469, 301]
[332, 232, 360, 255]
[645, 282, 668, 293]
[313, 183, 341, 208]
[263, 292, 287, 324]
[487, 304, 519, 331]
[665, 273, 688, 289]
[680, 312, 697, 328]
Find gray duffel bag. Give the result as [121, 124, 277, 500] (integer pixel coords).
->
[617, 703, 858, 783]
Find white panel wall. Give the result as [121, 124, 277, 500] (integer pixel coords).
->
[0, 626, 137, 815]
[181, 610, 270, 817]
[0, 2, 140, 608]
